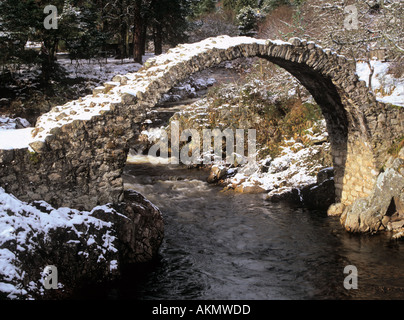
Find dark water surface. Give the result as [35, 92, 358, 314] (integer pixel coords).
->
[98, 161, 404, 300]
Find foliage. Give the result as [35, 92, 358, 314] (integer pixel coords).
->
[222, 0, 257, 14]
[0, 0, 107, 82]
[237, 6, 264, 36]
[192, 0, 217, 17]
[62, 1, 108, 61]
[296, 0, 404, 61]
[150, 0, 191, 49]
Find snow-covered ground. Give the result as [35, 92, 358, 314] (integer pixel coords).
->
[356, 60, 404, 107]
[0, 117, 30, 131]
[0, 117, 33, 150]
[11, 55, 146, 88]
[57, 55, 147, 85]
[0, 128, 33, 150]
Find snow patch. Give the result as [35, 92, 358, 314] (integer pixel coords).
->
[356, 60, 404, 107]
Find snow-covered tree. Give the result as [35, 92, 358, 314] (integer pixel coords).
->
[237, 6, 264, 36]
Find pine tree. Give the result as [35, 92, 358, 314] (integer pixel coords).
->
[151, 0, 190, 55]
[62, 1, 108, 61]
[0, 0, 104, 83]
[195, 0, 216, 16]
[237, 5, 263, 36]
[0, 0, 61, 83]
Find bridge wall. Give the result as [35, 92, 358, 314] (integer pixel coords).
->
[0, 36, 403, 211]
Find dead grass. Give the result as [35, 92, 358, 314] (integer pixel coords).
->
[257, 5, 296, 40]
[387, 60, 404, 79]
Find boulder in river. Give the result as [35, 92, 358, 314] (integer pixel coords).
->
[0, 188, 163, 300]
[207, 165, 228, 183]
[341, 156, 404, 234]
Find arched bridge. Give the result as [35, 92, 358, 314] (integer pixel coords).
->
[0, 36, 403, 217]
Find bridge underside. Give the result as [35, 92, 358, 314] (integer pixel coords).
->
[262, 56, 378, 204]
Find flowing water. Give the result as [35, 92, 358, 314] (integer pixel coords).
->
[95, 159, 404, 300]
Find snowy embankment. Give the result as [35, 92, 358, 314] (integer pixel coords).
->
[0, 117, 32, 149]
[356, 60, 404, 107]
[57, 55, 149, 85]
[227, 127, 331, 198]
[0, 187, 121, 300]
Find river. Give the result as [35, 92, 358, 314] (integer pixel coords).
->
[84, 159, 404, 300]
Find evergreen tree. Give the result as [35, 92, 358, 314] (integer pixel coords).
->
[103, 0, 134, 59]
[132, 0, 155, 63]
[0, 0, 62, 83]
[194, 0, 216, 16]
[222, 0, 257, 14]
[235, 0, 257, 12]
[62, 1, 108, 61]
[151, 0, 190, 55]
[0, 0, 104, 83]
[237, 5, 263, 36]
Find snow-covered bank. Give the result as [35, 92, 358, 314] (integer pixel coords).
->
[228, 128, 331, 198]
[9, 56, 145, 91]
[0, 117, 30, 131]
[57, 56, 147, 86]
[0, 187, 120, 299]
[0, 117, 33, 150]
[356, 60, 404, 107]
[0, 186, 164, 300]
[0, 128, 33, 150]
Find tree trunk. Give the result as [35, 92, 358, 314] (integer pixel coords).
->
[119, 22, 127, 59]
[154, 23, 163, 55]
[141, 23, 147, 56]
[125, 25, 130, 58]
[40, 37, 58, 86]
[133, 0, 143, 63]
[366, 59, 374, 90]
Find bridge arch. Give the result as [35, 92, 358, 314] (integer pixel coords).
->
[0, 36, 402, 212]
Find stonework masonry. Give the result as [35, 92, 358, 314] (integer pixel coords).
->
[0, 36, 403, 225]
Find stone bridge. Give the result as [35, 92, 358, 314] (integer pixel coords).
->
[0, 36, 403, 229]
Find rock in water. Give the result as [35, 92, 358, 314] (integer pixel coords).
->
[94, 190, 164, 265]
[0, 188, 163, 300]
[207, 165, 227, 183]
[341, 164, 404, 233]
[327, 203, 346, 217]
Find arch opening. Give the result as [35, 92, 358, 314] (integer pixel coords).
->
[126, 54, 350, 204]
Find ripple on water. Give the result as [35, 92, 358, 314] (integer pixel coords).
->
[100, 162, 404, 300]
